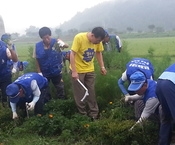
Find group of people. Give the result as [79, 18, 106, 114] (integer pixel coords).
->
[1, 25, 174, 144]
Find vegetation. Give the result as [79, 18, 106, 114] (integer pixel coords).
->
[0, 36, 174, 145]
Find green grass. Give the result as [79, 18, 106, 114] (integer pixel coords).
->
[124, 37, 175, 57]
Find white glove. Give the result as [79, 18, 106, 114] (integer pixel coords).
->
[12, 67, 17, 73]
[12, 112, 18, 119]
[125, 94, 143, 102]
[26, 102, 36, 111]
[57, 39, 65, 47]
[38, 72, 43, 76]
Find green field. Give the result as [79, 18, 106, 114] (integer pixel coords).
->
[15, 37, 175, 61]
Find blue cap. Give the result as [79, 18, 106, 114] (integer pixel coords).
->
[6, 84, 20, 103]
[128, 71, 146, 91]
[22, 61, 29, 69]
[104, 29, 109, 37]
[1, 33, 11, 42]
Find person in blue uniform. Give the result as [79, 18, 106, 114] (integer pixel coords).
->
[102, 30, 122, 52]
[156, 63, 175, 145]
[118, 57, 155, 119]
[0, 40, 18, 107]
[33, 27, 69, 100]
[127, 71, 160, 130]
[6, 72, 48, 119]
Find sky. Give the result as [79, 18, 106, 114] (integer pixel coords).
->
[0, 0, 112, 34]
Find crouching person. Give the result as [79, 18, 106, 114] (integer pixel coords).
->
[127, 71, 160, 130]
[6, 72, 48, 119]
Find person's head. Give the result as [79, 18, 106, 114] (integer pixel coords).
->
[1, 33, 11, 44]
[39, 27, 52, 45]
[102, 30, 110, 44]
[6, 84, 23, 103]
[17, 61, 29, 71]
[89, 27, 105, 44]
[128, 71, 147, 95]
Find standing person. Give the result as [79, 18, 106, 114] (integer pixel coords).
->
[6, 72, 48, 119]
[33, 26, 69, 100]
[156, 63, 175, 145]
[70, 26, 107, 120]
[0, 40, 18, 107]
[127, 71, 160, 130]
[1, 33, 19, 73]
[118, 57, 155, 120]
[102, 30, 122, 52]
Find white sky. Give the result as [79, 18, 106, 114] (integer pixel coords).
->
[0, 0, 112, 34]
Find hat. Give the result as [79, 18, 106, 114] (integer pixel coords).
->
[1, 33, 11, 42]
[104, 29, 109, 37]
[6, 84, 20, 103]
[128, 71, 146, 91]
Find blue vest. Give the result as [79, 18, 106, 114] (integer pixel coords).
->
[14, 72, 48, 102]
[143, 80, 157, 103]
[0, 41, 11, 80]
[126, 58, 154, 80]
[35, 38, 63, 77]
[159, 63, 175, 84]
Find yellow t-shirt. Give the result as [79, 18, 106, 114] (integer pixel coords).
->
[71, 32, 104, 73]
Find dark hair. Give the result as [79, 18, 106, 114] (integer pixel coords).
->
[39, 27, 51, 38]
[92, 27, 105, 40]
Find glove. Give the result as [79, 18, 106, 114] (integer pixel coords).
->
[12, 67, 17, 73]
[38, 72, 43, 76]
[26, 102, 36, 111]
[125, 94, 143, 102]
[12, 112, 18, 119]
[57, 39, 65, 47]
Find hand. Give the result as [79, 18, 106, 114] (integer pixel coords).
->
[124, 94, 130, 102]
[12, 67, 17, 74]
[57, 39, 65, 48]
[12, 112, 18, 119]
[26, 102, 36, 111]
[101, 67, 107, 75]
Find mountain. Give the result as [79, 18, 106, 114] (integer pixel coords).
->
[59, 0, 175, 32]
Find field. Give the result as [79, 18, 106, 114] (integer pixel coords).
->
[15, 37, 175, 61]
[1, 36, 175, 145]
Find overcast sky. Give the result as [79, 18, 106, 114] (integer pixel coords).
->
[0, 0, 112, 34]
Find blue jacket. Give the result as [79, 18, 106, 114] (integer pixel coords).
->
[35, 38, 63, 77]
[0, 41, 11, 80]
[126, 58, 154, 81]
[143, 79, 157, 103]
[14, 72, 48, 102]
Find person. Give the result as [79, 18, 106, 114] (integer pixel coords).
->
[62, 50, 71, 73]
[118, 57, 155, 119]
[70, 26, 107, 120]
[128, 71, 160, 130]
[33, 26, 69, 100]
[102, 30, 122, 52]
[156, 63, 175, 145]
[0, 40, 18, 107]
[6, 72, 48, 119]
[1, 33, 19, 73]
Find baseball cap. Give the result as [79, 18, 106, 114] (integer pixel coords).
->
[6, 84, 20, 103]
[104, 29, 109, 37]
[128, 71, 146, 91]
[1, 33, 11, 41]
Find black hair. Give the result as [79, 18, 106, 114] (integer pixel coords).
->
[39, 27, 51, 38]
[92, 27, 105, 40]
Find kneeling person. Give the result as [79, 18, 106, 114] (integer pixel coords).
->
[6, 72, 48, 119]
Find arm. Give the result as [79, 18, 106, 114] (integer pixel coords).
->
[118, 70, 128, 95]
[10, 102, 18, 119]
[70, 50, 78, 80]
[96, 51, 107, 75]
[6, 48, 18, 62]
[27, 80, 40, 110]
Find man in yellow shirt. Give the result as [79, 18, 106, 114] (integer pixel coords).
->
[70, 27, 107, 120]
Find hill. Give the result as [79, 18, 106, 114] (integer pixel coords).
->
[59, 0, 175, 32]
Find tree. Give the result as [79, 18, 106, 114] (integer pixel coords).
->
[25, 26, 39, 37]
[148, 24, 155, 32]
[55, 28, 62, 37]
[126, 27, 133, 33]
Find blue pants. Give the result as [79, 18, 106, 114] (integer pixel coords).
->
[156, 79, 175, 145]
